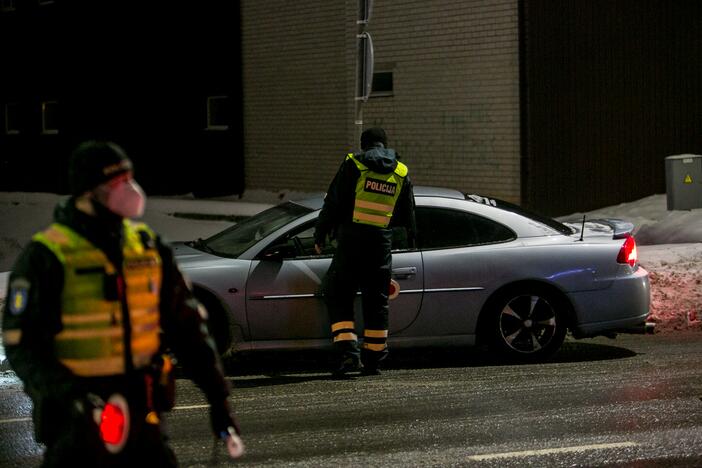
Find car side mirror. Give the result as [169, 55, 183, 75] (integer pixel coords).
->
[261, 244, 297, 261]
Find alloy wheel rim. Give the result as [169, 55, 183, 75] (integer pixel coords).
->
[499, 294, 557, 354]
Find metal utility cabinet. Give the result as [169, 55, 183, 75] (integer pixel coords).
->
[665, 154, 702, 210]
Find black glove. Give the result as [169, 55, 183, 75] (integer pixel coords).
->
[71, 393, 103, 418]
[209, 398, 241, 438]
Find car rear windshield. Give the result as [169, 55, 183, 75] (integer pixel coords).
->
[200, 202, 313, 258]
[465, 194, 575, 235]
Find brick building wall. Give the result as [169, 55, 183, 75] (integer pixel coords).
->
[241, 2, 352, 194]
[242, 0, 521, 202]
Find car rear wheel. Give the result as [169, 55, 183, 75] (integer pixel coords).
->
[488, 286, 567, 362]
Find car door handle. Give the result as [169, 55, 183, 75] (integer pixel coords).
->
[392, 267, 417, 279]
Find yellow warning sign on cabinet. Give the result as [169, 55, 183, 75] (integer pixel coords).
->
[684, 174, 693, 184]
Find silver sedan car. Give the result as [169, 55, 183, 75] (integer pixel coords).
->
[173, 186, 651, 363]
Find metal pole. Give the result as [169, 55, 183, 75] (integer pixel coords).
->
[354, 0, 373, 151]
[354, 8, 365, 152]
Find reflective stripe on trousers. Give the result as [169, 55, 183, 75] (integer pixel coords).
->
[362, 329, 388, 351]
[331, 321, 357, 343]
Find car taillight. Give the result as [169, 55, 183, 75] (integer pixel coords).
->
[617, 235, 638, 267]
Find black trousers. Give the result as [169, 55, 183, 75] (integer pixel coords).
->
[323, 223, 392, 366]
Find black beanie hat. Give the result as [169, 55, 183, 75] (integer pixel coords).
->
[360, 127, 388, 150]
[68, 141, 133, 195]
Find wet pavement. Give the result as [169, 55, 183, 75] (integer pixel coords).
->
[1, 332, 701, 467]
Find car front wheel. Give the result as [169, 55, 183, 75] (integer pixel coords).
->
[488, 286, 568, 363]
[194, 291, 233, 357]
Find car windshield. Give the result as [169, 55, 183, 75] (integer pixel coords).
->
[466, 194, 575, 235]
[197, 202, 313, 258]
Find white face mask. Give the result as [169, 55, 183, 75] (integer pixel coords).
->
[97, 178, 146, 219]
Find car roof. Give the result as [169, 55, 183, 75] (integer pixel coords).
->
[291, 187, 569, 235]
[292, 196, 324, 210]
[413, 186, 466, 199]
[292, 185, 466, 211]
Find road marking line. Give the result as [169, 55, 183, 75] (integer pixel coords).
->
[173, 404, 209, 411]
[467, 442, 639, 461]
[0, 417, 31, 424]
[0, 404, 209, 424]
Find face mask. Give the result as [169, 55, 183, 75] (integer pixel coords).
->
[97, 178, 146, 219]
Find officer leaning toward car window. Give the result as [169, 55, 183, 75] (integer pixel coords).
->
[314, 127, 416, 377]
[1, 141, 244, 466]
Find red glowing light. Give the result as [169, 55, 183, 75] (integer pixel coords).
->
[100, 403, 126, 445]
[617, 235, 638, 267]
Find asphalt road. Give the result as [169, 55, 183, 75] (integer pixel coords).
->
[1, 332, 701, 467]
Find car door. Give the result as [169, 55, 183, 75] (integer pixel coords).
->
[416, 203, 517, 335]
[245, 220, 423, 341]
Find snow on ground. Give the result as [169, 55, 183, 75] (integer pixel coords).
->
[0, 190, 700, 353]
[635, 244, 702, 331]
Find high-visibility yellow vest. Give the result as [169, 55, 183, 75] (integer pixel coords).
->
[33, 221, 162, 377]
[347, 153, 408, 228]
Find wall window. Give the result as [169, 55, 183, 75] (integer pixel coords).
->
[371, 70, 394, 97]
[0, 0, 16, 12]
[207, 95, 230, 130]
[4, 103, 19, 134]
[41, 101, 58, 134]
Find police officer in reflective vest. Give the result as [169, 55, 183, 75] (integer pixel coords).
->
[1, 141, 243, 466]
[314, 128, 416, 376]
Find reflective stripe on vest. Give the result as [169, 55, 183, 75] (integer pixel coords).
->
[347, 153, 408, 228]
[33, 221, 162, 377]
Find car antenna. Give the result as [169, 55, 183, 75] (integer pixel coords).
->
[578, 214, 586, 241]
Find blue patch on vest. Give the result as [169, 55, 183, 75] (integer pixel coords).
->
[9, 287, 28, 315]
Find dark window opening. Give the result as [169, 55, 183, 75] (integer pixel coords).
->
[41, 101, 58, 134]
[371, 71, 393, 97]
[4, 103, 20, 134]
[207, 95, 230, 130]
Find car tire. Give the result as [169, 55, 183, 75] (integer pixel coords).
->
[487, 285, 568, 363]
[195, 291, 233, 356]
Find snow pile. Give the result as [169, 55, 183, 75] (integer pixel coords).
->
[637, 244, 702, 331]
[558, 194, 702, 245]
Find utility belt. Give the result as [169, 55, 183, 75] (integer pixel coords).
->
[79, 353, 176, 415]
[89, 354, 175, 454]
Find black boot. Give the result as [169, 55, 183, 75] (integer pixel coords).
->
[331, 341, 362, 377]
[361, 348, 387, 376]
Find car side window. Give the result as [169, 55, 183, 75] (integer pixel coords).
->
[416, 207, 515, 249]
[264, 220, 412, 259]
[267, 222, 337, 259]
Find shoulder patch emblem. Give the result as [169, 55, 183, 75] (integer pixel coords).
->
[9, 287, 28, 315]
[8, 278, 30, 316]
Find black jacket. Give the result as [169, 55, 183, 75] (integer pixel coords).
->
[314, 145, 416, 247]
[1, 198, 230, 442]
